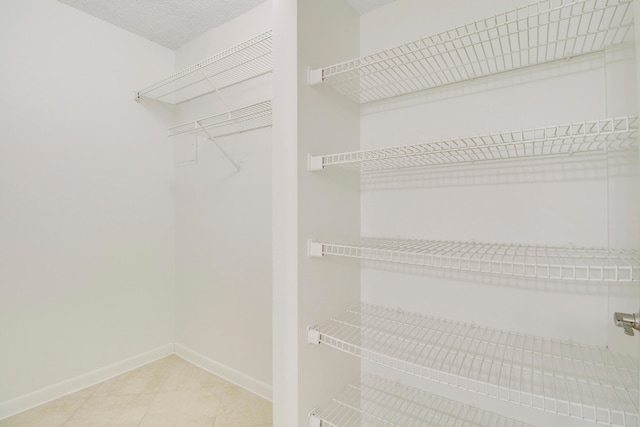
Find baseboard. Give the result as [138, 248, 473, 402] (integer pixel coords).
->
[174, 343, 272, 401]
[0, 343, 174, 420]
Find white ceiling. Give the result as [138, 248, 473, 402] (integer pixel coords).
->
[57, 0, 395, 50]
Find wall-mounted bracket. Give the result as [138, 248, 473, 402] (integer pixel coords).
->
[614, 311, 640, 336]
[308, 411, 321, 427]
[308, 154, 324, 171]
[307, 67, 324, 86]
[307, 326, 321, 344]
[308, 240, 324, 258]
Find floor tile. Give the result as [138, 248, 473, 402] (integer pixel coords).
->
[0, 355, 272, 427]
[214, 384, 272, 427]
[0, 390, 90, 427]
[160, 357, 228, 392]
[91, 356, 176, 397]
[62, 394, 156, 427]
[138, 389, 221, 427]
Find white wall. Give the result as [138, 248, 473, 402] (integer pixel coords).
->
[359, 0, 639, 425]
[0, 0, 176, 416]
[173, 1, 273, 395]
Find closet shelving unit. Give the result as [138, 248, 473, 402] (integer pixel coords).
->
[308, 305, 639, 427]
[310, 374, 535, 427]
[136, 31, 273, 166]
[308, 0, 634, 104]
[167, 100, 272, 139]
[136, 30, 273, 105]
[308, 116, 639, 171]
[308, 238, 640, 282]
[305, 0, 639, 425]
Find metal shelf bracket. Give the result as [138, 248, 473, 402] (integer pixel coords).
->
[307, 154, 324, 171]
[307, 326, 320, 345]
[307, 67, 323, 86]
[308, 411, 321, 427]
[614, 311, 640, 336]
[307, 240, 324, 258]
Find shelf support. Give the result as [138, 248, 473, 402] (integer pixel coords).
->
[200, 126, 240, 172]
[307, 326, 321, 345]
[307, 240, 324, 258]
[307, 67, 323, 86]
[307, 412, 321, 427]
[200, 69, 233, 117]
[307, 154, 324, 171]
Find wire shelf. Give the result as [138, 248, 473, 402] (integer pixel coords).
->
[312, 0, 633, 103]
[309, 238, 640, 282]
[167, 100, 272, 139]
[136, 30, 272, 104]
[310, 304, 639, 426]
[309, 116, 638, 172]
[311, 374, 534, 426]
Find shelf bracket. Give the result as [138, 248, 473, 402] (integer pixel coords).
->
[307, 67, 324, 86]
[201, 69, 233, 117]
[307, 326, 321, 345]
[200, 126, 240, 172]
[307, 154, 324, 171]
[308, 240, 324, 258]
[308, 411, 321, 427]
[614, 311, 640, 336]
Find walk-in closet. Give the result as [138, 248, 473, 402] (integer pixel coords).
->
[1, 1, 639, 426]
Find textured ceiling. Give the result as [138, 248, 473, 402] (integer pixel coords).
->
[58, 0, 395, 50]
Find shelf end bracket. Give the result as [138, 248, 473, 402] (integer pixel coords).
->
[308, 240, 324, 258]
[308, 411, 321, 427]
[307, 326, 321, 345]
[308, 154, 324, 171]
[307, 67, 323, 86]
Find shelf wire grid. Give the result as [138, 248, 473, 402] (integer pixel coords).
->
[312, 305, 639, 426]
[319, 0, 634, 103]
[314, 237, 640, 282]
[312, 374, 535, 426]
[167, 100, 272, 139]
[314, 116, 638, 171]
[137, 30, 272, 104]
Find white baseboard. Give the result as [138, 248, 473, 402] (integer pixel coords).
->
[0, 343, 174, 420]
[174, 343, 272, 401]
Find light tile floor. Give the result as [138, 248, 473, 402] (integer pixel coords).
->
[0, 355, 272, 427]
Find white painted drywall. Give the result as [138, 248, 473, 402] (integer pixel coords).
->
[0, 0, 176, 414]
[295, 1, 362, 426]
[173, 1, 274, 392]
[359, 0, 639, 425]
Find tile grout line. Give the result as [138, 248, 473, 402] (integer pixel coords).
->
[59, 385, 100, 427]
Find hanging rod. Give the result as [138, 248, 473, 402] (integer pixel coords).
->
[167, 100, 272, 139]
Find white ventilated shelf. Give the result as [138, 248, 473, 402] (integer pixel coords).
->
[136, 30, 272, 104]
[309, 304, 639, 426]
[167, 100, 272, 139]
[310, 374, 534, 427]
[308, 116, 638, 172]
[308, 238, 640, 282]
[310, 0, 633, 103]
